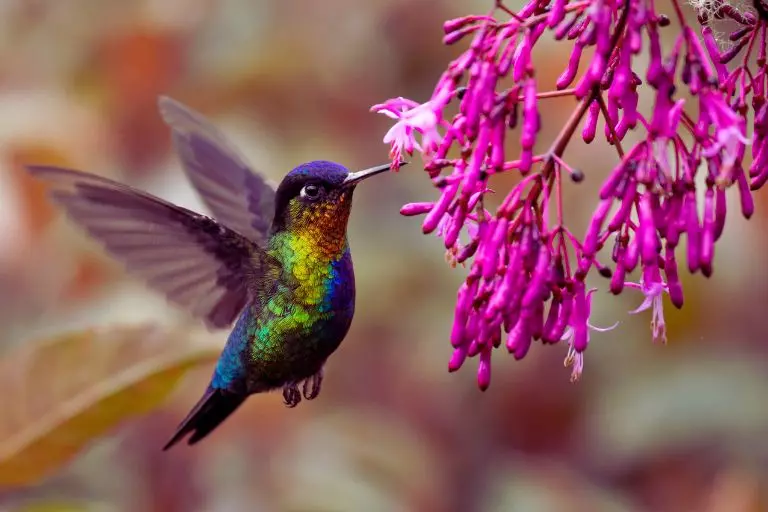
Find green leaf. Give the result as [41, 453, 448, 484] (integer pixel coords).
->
[0, 325, 221, 488]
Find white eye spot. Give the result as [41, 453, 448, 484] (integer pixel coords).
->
[300, 183, 322, 200]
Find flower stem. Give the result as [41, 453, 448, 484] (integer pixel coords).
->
[742, 25, 760, 69]
[541, 0, 631, 179]
[669, 0, 687, 27]
[495, 0, 524, 22]
[542, 94, 595, 179]
[532, 88, 578, 100]
[596, 93, 625, 158]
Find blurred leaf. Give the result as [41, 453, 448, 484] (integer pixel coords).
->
[0, 325, 221, 488]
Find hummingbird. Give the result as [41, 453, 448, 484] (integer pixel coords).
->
[26, 96, 400, 450]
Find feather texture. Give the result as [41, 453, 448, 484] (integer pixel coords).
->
[162, 387, 245, 450]
[28, 165, 268, 329]
[158, 96, 276, 246]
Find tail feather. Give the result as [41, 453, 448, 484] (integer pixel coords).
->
[163, 388, 245, 450]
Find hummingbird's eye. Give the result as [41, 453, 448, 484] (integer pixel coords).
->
[300, 183, 323, 201]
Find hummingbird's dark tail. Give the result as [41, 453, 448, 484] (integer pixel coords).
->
[163, 388, 245, 450]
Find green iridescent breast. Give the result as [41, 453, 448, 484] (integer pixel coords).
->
[242, 231, 355, 385]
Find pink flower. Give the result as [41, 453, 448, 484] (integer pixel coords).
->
[400, 191, 486, 268]
[626, 266, 668, 343]
[370, 0, 768, 392]
[561, 287, 618, 382]
[700, 91, 750, 173]
[371, 97, 443, 169]
[704, 123, 750, 171]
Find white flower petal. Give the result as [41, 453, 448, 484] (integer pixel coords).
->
[588, 321, 619, 333]
[629, 296, 654, 315]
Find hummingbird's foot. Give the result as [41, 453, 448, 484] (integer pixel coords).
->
[302, 368, 324, 400]
[282, 383, 302, 408]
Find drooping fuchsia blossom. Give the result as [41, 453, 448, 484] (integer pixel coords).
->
[371, 94, 449, 169]
[561, 286, 619, 382]
[626, 265, 669, 344]
[374, 0, 768, 390]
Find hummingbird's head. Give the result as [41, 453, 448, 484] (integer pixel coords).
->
[270, 160, 394, 243]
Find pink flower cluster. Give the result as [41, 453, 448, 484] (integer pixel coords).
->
[372, 0, 765, 388]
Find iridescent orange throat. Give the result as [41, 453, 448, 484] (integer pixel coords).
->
[281, 192, 353, 261]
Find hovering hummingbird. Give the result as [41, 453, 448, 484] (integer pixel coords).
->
[27, 96, 400, 450]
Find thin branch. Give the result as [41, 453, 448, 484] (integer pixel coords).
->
[596, 93, 626, 158]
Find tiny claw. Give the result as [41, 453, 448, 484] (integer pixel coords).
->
[302, 368, 324, 400]
[282, 383, 302, 408]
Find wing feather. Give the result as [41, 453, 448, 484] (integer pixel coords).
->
[158, 96, 276, 245]
[27, 165, 268, 329]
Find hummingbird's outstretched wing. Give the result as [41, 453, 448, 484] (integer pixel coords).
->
[158, 96, 276, 247]
[27, 165, 270, 329]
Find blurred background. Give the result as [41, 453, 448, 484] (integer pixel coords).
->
[0, 0, 768, 510]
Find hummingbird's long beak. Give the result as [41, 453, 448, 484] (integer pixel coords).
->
[343, 161, 407, 187]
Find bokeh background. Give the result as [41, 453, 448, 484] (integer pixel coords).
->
[0, 0, 768, 511]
